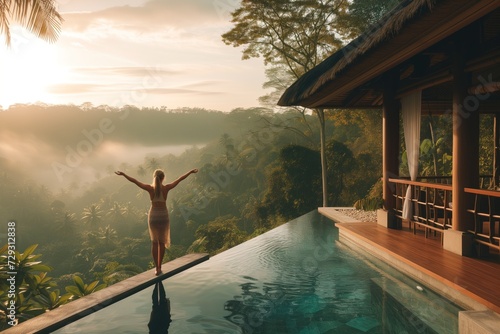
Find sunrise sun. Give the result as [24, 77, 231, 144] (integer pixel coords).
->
[0, 28, 67, 108]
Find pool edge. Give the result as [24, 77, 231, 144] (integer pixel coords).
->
[319, 207, 500, 334]
[3, 253, 209, 334]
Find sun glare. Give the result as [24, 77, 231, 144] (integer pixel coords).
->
[0, 28, 67, 108]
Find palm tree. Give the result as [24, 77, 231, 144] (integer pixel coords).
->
[0, 0, 63, 46]
[97, 225, 118, 248]
[121, 201, 138, 221]
[81, 204, 103, 229]
[107, 202, 123, 224]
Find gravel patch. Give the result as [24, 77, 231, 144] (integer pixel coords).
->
[336, 209, 377, 222]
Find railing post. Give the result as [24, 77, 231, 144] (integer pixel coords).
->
[464, 188, 500, 256]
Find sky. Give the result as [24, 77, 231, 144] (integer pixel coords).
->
[0, 0, 269, 112]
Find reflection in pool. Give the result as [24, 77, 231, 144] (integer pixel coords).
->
[55, 210, 461, 333]
[148, 282, 171, 333]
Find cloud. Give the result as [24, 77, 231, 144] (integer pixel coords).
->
[60, 0, 234, 35]
[144, 87, 223, 96]
[47, 83, 107, 94]
[181, 81, 223, 89]
[31, 0, 266, 112]
[47, 67, 185, 95]
[142, 80, 226, 95]
[73, 66, 182, 77]
[47, 80, 224, 97]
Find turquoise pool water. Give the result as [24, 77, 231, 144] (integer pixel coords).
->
[54, 210, 461, 333]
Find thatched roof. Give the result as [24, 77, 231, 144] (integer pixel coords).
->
[278, 0, 435, 107]
[278, 0, 500, 108]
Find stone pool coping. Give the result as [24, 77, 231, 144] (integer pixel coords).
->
[4, 253, 209, 334]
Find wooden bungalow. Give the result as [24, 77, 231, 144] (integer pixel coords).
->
[278, 0, 500, 257]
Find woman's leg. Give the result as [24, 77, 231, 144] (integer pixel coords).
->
[152, 241, 160, 274]
[158, 243, 166, 269]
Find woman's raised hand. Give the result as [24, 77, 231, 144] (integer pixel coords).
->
[115, 171, 125, 176]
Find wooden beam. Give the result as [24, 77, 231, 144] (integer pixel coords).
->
[396, 58, 453, 98]
[343, 86, 370, 107]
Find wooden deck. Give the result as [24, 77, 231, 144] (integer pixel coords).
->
[335, 220, 500, 314]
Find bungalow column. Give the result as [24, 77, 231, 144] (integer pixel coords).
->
[494, 112, 500, 188]
[382, 73, 400, 222]
[451, 51, 479, 233]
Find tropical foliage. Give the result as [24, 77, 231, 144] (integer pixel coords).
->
[0, 245, 105, 329]
[64, 275, 106, 300]
[222, 0, 403, 206]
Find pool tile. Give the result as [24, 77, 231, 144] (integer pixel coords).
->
[346, 316, 379, 332]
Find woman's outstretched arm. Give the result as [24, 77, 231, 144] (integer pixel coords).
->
[115, 171, 151, 191]
[167, 169, 198, 189]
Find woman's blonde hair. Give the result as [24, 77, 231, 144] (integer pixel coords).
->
[153, 169, 165, 199]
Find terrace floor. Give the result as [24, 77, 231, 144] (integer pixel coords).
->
[319, 207, 500, 315]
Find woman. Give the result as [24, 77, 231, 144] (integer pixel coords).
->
[115, 168, 198, 275]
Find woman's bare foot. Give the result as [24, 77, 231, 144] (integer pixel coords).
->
[155, 268, 162, 276]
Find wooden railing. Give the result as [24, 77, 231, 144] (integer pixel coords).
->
[465, 188, 500, 251]
[416, 176, 453, 185]
[389, 178, 500, 251]
[398, 175, 493, 188]
[389, 178, 453, 243]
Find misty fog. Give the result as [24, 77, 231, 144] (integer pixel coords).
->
[0, 105, 241, 191]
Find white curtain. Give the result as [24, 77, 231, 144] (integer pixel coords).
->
[402, 91, 422, 221]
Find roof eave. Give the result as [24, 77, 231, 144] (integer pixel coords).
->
[279, 0, 500, 109]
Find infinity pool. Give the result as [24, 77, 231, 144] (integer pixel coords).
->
[55, 210, 461, 333]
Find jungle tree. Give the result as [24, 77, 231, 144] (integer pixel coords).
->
[222, 0, 400, 206]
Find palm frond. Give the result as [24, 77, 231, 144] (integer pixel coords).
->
[2, 0, 63, 45]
